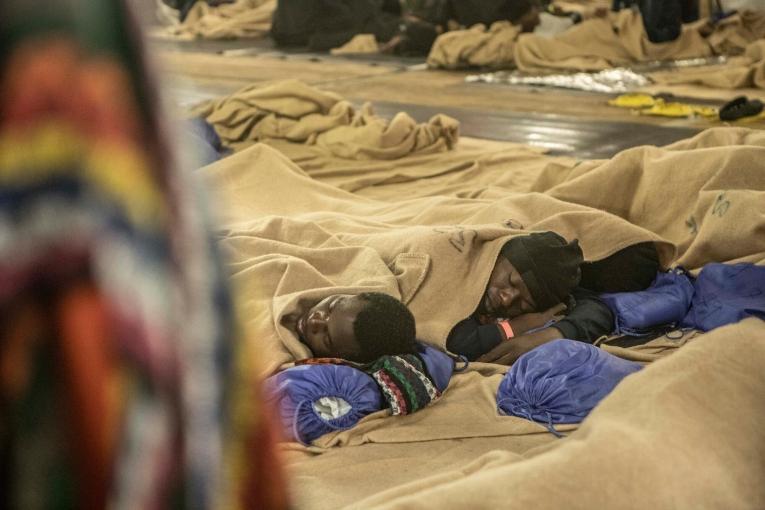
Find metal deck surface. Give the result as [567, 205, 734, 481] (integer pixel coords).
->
[371, 101, 701, 159]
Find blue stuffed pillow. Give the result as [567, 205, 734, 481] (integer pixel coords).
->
[599, 269, 695, 336]
[497, 339, 642, 433]
[266, 343, 456, 444]
[266, 364, 383, 445]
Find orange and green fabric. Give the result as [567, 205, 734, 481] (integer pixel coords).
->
[0, 1, 288, 508]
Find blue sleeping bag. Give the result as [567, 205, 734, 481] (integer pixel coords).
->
[599, 269, 695, 336]
[266, 343, 455, 444]
[682, 263, 765, 332]
[497, 339, 642, 434]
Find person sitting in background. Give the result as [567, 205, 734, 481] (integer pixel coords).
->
[271, 0, 441, 55]
[447, 232, 660, 365]
[271, 0, 543, 57]
[281, 292, 419, 363]
[438, 0, 542, 32]
[613, 0, 701, 43]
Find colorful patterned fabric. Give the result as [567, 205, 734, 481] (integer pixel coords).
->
[0, 1, 287, 509]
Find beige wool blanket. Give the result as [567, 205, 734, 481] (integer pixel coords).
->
[202, 127, 765, 376]
[199, 127, 765, 508]
[651, 39, 765, 90]
[191, 80, 459, 158]
[156, 0, 274, 40]
[349, 318, 765, 510]
[428, 10, 765, 71]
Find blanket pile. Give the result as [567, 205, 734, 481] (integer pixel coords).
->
[191, 79, 459, 158]
[156, 0, 274, 40]
[428, 9, 765, 71]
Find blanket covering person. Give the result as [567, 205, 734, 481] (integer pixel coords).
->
[0, 1, 287, 508]
[200, 125, 765, 374]
[198, 125, 765, 508]
[427, 9, 765, 70]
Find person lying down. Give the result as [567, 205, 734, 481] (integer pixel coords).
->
[280, 292, 419, 363]
[448, 231, 659, 365]
[279, 231, 660, 366]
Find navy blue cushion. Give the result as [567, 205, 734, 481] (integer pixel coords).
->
[600, 270, 695, 336]
[266, 364, 383, 445]
[682, 263, 765, 332]
[497, 339, 642, 428]
[265, 344, 456, 444]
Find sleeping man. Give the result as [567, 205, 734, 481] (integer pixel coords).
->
[447, 232, 659, 365]
[281, 292, 419, 363]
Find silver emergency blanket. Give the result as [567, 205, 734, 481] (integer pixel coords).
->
[466, 68, 651, 93]
[466, 56, 729, 94]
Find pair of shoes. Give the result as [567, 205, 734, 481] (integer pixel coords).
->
[719, 96, 764, 121]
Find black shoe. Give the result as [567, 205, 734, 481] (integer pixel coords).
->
[719, 96, 764, 121]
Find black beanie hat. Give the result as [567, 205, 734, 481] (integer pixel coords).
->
[500, 232, 583, 310]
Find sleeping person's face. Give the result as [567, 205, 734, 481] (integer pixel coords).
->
[477, 258, 537, 318]
[296, 294, 366, 360]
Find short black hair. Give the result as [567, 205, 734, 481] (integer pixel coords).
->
[352, 292, 417, 363]
[505, 0, 540, 23]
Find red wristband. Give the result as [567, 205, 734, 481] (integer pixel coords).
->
[498, 320, 514, 341]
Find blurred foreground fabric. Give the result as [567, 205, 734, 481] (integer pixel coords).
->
[0, 1, 287, 508]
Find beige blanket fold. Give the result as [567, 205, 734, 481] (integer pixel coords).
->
[427, 10, 765, 72]
[191, 80, 460, 157]
[514, 10, 712, 72]
[155, 0, 275, 40]
[427, 22, 521, 70]
[351, 318, 765, 510]
[650, 39, 765, 90]
[202, 127, 765, 376]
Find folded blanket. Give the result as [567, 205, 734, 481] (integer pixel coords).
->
[427, 21, 520, 70]
[155, 0, 275, 40]
[191, 79, 459, 158]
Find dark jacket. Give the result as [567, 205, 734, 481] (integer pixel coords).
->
[271, 0, 401, 51]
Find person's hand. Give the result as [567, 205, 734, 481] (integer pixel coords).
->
[476, 338, 517, 364]
[477, 328, 563, 365]
[508, 303, 566, 336]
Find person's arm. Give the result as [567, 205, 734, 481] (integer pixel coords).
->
[477, 327, 563, 365]
[477, 289, 614, 364]
[446, 317, 504, 361]
[447, 304, 566, 361]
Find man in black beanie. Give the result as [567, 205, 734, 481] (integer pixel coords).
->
[447, 231, 659, 364]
